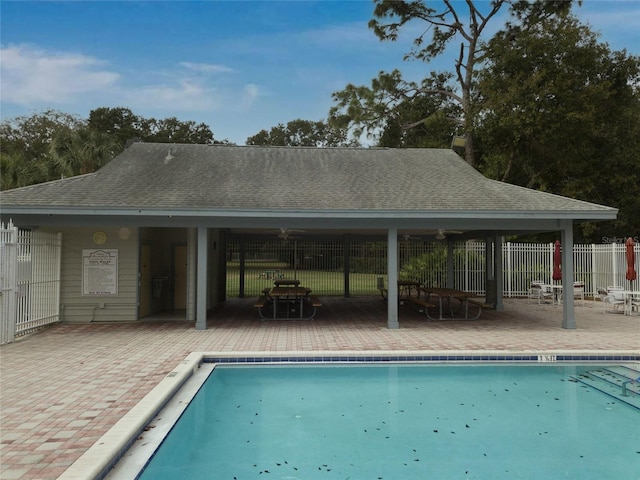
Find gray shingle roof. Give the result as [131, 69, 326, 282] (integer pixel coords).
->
[0, 143, 616, 218]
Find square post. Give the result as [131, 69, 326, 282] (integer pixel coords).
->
[494, 236, 504, 310]
[561, 222, 576, 329]
[387, 227, 399, 329]
[196, 226, 208, 330]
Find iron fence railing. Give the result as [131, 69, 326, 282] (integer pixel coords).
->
[0, 221, 62, 344]
[226, 239, 639, 298]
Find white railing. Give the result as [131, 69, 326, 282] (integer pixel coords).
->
[1, 220, 18, 344]
[501, 241, 639, 297]
[227, 238, 639, 298]
[0, 221, 62, 344]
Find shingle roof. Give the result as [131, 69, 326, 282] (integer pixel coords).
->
[0, 143, 616, 218]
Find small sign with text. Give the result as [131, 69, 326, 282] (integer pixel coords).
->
[537, 355, 557, 362]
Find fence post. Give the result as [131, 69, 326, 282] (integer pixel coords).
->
[0, 220, 18, 344]
[612, 243, 617, 287]
[506, 241, 512, 298]
[591, 244, 596, 297]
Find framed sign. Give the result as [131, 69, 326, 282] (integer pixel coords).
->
[82, 249, 118, 295]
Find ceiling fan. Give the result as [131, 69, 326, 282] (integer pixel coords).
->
[401, 234, 424, 242]
[432, 229, 463, 240]
[268, 228, 305, 241]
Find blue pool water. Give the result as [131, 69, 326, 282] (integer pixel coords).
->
[138, 364, 639, 479]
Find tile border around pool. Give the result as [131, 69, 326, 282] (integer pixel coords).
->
[203, 350, 640, 364]
[60, 350, 640, 480]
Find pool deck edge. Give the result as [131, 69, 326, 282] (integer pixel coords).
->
[59, 349, 639, 480]
[58, 352, 204, 480]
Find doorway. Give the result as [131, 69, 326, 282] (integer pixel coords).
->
[174, 244, 187, 309]
[139, 244, 151, 318]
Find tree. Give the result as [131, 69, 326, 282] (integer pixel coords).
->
[87, 107, 143, 149]
[87, 107, 218, 148]
[1, 108, 221, 188]
[476, 11, 640, 242]
[330, 70, 461, 148]
[246, 119, 356, 147]
[141, 117, 215, 144]
[0, 110, 83, 189]
[49, 127, 120, 177]
[333, 0, 575, 164]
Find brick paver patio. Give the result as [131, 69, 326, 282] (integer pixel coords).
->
[1, 297, 638, 479]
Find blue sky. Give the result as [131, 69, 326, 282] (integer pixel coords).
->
[1, 1, 639, 145]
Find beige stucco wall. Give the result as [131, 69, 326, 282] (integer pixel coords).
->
[40, 226, 139, 323]
[39, 226, 223, 324]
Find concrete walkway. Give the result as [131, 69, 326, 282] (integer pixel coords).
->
[0, 297, 638, 479]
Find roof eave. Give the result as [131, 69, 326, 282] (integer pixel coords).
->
[0, 205, 618, 219]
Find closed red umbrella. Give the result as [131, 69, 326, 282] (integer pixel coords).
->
[626, 237, 637, 282]
[552, 240, 562, 281]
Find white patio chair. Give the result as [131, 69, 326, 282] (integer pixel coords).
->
[631, 294, 640, 315]
[597, 286, 625, 314]
[529, 281, 553, 304]
[528, 281, 543, 303]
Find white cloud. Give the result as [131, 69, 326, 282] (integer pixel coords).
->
[0, 44, 119, 105]
[122, 78, 221, 112]
[179, 62, 235, 74]
[0, 43, 263, 117]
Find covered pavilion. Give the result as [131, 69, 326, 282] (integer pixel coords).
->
[0, 143, 617, 329]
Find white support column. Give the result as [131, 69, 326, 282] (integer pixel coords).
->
[561, 221, 576, 329]
[196, 226, 208, 330]
[387, 227, 399, 329]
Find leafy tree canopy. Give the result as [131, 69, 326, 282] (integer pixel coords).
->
[246, 118, 357, 147]
[1, 110, 83, 189]
[330, 70, 462, 148]
[333, 0, 575, 164]
[88, 107, 218, 148]
[1, 107, 221, 189]
[476, 9, 640, 242]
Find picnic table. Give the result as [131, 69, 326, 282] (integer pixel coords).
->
[621, 290, 640, 316]
[420, 287, 488, 320]
[378, 280, 422, 300]
[254, 286, 321, 320]
[274, 279, 300, 286]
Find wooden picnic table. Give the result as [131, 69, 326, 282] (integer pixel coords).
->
[378, 280, 422, 300]
[398, 280, 422, 298]
[274, 279, 301, 287]
[259, 286, 317, 320]
[419, 287, 487, 320]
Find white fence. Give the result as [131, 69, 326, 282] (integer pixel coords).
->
[0, 221, 62, 345]
[501, 241, 638, 297]
[227, 239, 639, 298]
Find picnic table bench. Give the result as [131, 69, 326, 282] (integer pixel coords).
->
[378, 280, 422, 301]
[254, 286, 321, 320]
[420, 287, 489, 320]
[405, 296, 436, 310]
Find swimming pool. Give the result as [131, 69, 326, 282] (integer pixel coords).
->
[132, 362, 639, 479]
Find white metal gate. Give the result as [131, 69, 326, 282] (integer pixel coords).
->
[1, 221, 18, 344]
[0, 220, 62, 344]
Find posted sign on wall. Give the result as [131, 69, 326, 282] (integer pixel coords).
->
[83, 249, 118, 295]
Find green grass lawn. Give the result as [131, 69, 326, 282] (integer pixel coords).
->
[226, 266, 385, 297]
